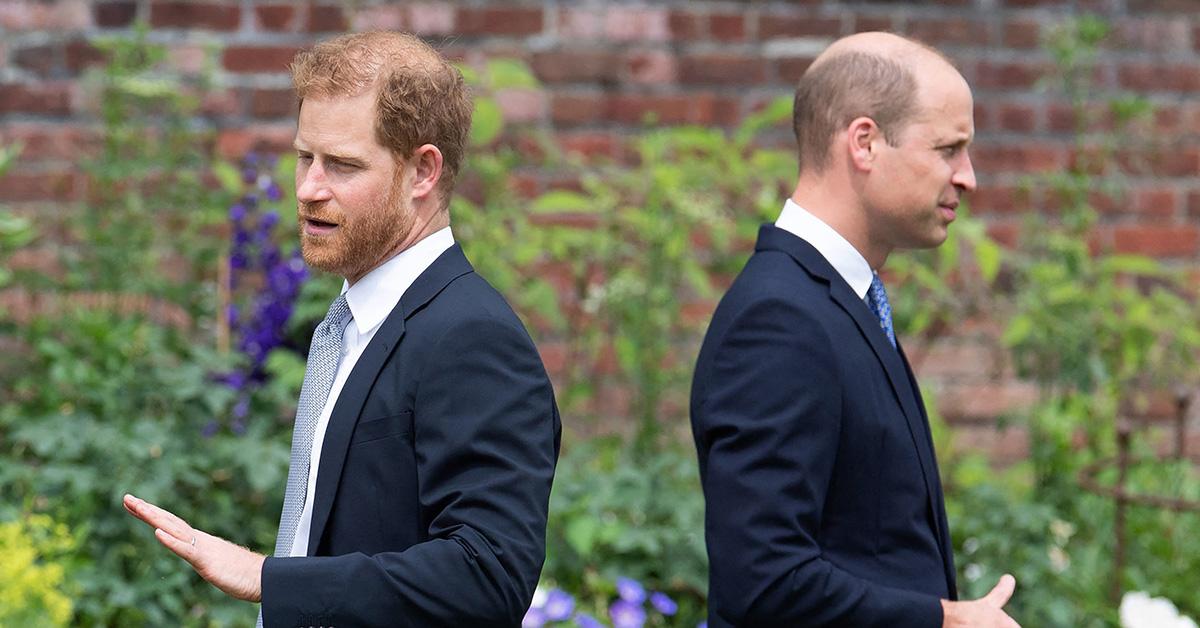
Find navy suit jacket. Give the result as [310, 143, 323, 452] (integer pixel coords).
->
[691, 225, 956, 627]
[261, 244, 561, 627]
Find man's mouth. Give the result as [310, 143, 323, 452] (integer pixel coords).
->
[303, 217, 339, 234]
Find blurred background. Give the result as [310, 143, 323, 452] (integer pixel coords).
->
[2, 0, 1200, 626]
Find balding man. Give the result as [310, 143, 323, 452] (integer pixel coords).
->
[691, 33, 1018, 627]
[125, 31, 560, 627]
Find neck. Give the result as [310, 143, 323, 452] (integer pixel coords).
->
[790, 177, 889, 270]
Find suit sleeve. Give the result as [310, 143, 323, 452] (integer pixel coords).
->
[261, 316, 560, 627]
[696, 297, 942, 628]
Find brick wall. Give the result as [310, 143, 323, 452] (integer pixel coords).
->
[3, 0, 1200, 460]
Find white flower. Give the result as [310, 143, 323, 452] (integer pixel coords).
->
[529, 585, 549, 610]
[1120, 591, 1198, 628]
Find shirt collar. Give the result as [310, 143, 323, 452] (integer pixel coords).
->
[341, 226, 455, 336]
[775, 199, 874, 299]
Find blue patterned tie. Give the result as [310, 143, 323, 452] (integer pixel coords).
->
[867, 273, 897, 349]
[258, 294, 351, 625]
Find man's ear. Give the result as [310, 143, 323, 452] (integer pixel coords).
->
[408, 144, 444, 203]
[845, 117, 880, 172]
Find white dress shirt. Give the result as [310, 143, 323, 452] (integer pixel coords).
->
[775, 199, 874, 299]
[289, 226, 455, 556]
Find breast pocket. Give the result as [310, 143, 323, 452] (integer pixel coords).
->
[350, 410, 413, 445]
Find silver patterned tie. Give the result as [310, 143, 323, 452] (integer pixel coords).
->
[258, 294, 351, 626]
[275, 293, 351, 556]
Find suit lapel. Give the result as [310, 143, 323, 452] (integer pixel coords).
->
[756, 225, 945, 545]
[306, 244, 475, 555]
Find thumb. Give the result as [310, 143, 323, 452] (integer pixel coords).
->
[983, 574, 1016, 607]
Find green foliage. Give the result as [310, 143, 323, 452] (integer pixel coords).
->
[523, 104, 794, 453]
[64, 23, 228, 314]
[544, 440, 707, 626]
[0, 143, 35, 290]
[0, 514, 76, 627]
[0, 311, 290, 626]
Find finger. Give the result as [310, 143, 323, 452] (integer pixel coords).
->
[154, 527, 198, 565]
[984, 574, 1016, 608]
[125, 495, 194, 542]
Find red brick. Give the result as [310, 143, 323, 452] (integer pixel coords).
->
[200, 89, 241, 117]
[250, 88, 296, 118]
[306, 3, 346, 33]
[1118, 63, 1200, 92]
[968, 184, 1026, 215]
[911, 341, 1001, 379]
[13, 44, 57, 77]
[1114, 18, 1191, 53]
[1003, 0, 1069, 6]
[408, 4, 453, 35]
[1189, 191, 1200, 219]
[626, 51, 677, 85]
[550, 93, 606, 126]
[972, 143, 1064, 173]
[0, 1, 90, 30]
[1046, 103, 1077, 133]
[222, 46, 301, 74]
[760, 14, 842, 39]
[532, 50, 619, 84]
[1132, 187, 1179, 218]
[905, 18, 991, 47]
[986, 223, 1020, 247]
[457, 7, 542, 36]
[997, 103, 1037, 133]
[668, 10, 702, 41]
[937, 382, 1038, 422]
[0, 83, 72, 115]
[972, 102, 991, 131]
[952, 425, 1030, 464]
[215, 126, 295, 160]
[1003, 18, 1041, 49]
[974, 60, 1046, 89]
[680, 54, 766, 85]
[255, 4, 296, 31]
[95, 1, 137, 28]
[558, 132, 620, 159]
[1143, 147, 1200, 177]
[854, 16, 895, 33]
[605, 8, 669, 41]
[65, 39, 106, 74]
[1112, 225, 1199, 257]
[150, 2, 240, 30]
[1127, 0, 1199, 11]
[777, 57, 815, 82]
[0, 124, 98, 161]
[495, 89, 546, 124]
[607, 94, 693, 125]
[709, 13, 746, 42]
[0, 170, 79, 202]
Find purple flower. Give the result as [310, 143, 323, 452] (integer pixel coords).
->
[650, 592, 677, 616]
[522, 606, 546, 628]
[543, 589, 574, 621]
[229, 203, 247, 222]
[574, 614, 603, 628]
[265, 181, 283, 201]
[609, 599, 645, 628]
[615, 577, 646, 604]
[201, 420, 219, 438]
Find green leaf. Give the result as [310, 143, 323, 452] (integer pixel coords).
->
[211, 160, 243, 194]
[975, 239, 1002, 283]
[470, 98, 503, 147]
[530, 190, 597, 214]
[486, 59, 540, 90]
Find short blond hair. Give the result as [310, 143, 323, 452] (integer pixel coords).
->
[291, 31, 472, 206]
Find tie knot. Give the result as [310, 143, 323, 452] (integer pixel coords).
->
[321, 294, 352, 336]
